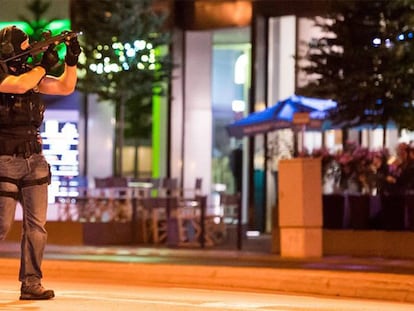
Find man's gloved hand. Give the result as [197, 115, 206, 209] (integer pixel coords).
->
[40, 44, 59, 72]
[65, 37, 81, 66]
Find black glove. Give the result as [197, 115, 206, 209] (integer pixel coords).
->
[65, 37, 81, 66]
[40, 44, 59, 72]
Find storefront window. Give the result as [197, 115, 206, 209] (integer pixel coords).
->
[211, 27, 250, 194]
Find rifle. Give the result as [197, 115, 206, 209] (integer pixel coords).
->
[0, 30, 81, 72]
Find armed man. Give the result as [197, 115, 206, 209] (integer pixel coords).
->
[0, 25, 80, 300]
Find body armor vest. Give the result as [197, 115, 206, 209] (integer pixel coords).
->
[0, 64, 44, 157]
[0, 61, 44, 129]
[0, 91, 44, 128]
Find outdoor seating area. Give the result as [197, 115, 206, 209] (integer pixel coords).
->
[54, 176, 242, 248]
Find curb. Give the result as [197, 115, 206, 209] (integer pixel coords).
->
[10, 258, 413, 303]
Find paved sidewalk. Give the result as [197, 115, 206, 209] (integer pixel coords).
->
[1, 240, 414, 304]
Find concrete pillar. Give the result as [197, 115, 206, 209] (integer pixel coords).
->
[278, 158, 322, 258]
[183, 31, 213, 195]
[170, 30, 213, 195]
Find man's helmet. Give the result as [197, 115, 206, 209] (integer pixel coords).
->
[0, 26, 28, 58]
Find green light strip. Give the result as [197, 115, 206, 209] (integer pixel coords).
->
[152, 93, 161, 178]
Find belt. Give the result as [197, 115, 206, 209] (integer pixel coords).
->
[0, 140, 42, 158]
[11, 150, 41, 159]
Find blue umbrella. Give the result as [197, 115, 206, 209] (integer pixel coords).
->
[226, 95, 337, 138]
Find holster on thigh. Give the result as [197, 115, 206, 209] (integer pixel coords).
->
[0, 175, 49, 200]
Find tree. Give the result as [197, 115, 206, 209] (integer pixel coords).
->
[18, 0, 67, 75]
[71, 0, 172, 176]
[19, 0, 56, 41]
[297, 0, 414, 132]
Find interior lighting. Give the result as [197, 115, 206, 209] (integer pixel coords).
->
[234, 53, 247, 84]
[232, 100, 245, 112]
[246, 231, 260, 237]
[194, 1, 252, 29]
[398, 33, 405, 41]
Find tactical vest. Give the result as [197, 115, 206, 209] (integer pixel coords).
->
[0, 62, 45, 157]
[0, 91, 45, 128]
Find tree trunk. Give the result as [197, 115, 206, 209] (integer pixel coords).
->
[341, 128, 349, 149]
[134, 138, 139, 178]
[114, 94, 125, 177]
[82, 93, 89, 177]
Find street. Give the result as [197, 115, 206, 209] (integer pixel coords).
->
[1, 258, 414, 310]
[1, 278, 414, 310]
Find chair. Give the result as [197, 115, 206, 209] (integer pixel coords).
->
[90, 176, 133, 222]
[55, 195, 72, 221]
[107, 176, 132, 222]
[140, 197, 178, 244]
[220, 193, 241, 225]
[213, 193, 243, 249]
[160, 177, 180, 197]
[128, 177, 154, 198]
[88, 177, 112, 221]
[176, 198, 202, 246]
[55, 176, 90, 221]
[180, 178, 203, 198]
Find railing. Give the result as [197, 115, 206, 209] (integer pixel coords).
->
[54, 177, 243, 249]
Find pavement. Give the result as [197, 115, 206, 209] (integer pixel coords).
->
[2, 235, 414, 304]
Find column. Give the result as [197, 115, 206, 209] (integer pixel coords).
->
[278, 158, 323, 257]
